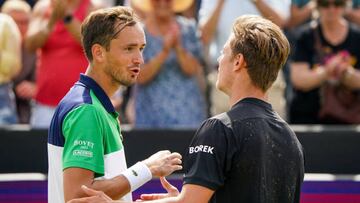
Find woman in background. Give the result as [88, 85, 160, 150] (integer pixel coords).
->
[290, 0, 360, 124]
[131, 0, 207, 128]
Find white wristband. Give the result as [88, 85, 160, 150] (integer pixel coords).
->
[121, 162, 152, 191]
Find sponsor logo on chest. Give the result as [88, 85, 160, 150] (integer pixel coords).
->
[189, 145, 214, 154]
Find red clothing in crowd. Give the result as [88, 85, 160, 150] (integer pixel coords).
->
[35, 0, 90, 106]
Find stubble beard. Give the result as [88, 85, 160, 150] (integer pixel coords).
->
[104, 65, 135, 87]
[112, 70, 137, 87]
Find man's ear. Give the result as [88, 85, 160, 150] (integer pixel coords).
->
[92, 44, 105, 63]
[233, 53, 246, 71]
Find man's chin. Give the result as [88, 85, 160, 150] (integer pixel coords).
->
[120, 80, 136, 87]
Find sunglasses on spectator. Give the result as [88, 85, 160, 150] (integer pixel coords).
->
[318, 0, 346, 8]
[153, 0, 172, 3]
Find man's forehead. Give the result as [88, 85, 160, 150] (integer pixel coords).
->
[117, 23, 144, 35]
[114, 24, 146, 44]
[223, 38, 232, 50]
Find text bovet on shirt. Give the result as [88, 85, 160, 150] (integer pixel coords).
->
[47, 74, 132, 203]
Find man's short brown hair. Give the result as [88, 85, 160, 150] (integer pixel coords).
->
[81, 6, 138, 62]
[230, 15, 290, 92]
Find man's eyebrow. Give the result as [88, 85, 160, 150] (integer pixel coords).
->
[123, 43, 146, 47]
[123, 43, 139, 47]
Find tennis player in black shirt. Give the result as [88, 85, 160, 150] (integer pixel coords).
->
[69, 14, 304, 203]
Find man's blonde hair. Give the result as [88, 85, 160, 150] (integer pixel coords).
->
[230, 15, 290, 92]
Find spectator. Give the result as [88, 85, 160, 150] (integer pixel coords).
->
[2, 0, 36, 124]
[0, 13, 21, 125]
[285, 1, 360, 119]
[199, 0, 290, 119]
[287, 0, 360, 28]
[131, 0, 207, 128]
[1, 0, 37, 8]
[290, 0, 360, 124]
[25, 0, 102, 128]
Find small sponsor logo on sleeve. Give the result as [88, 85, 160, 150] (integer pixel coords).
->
[72, 140, 94, 158]
[132, 170, 138, 176]
[72, 150, 93, 157]
[73, 140, 94, 150]
[189, 145, 214, 154]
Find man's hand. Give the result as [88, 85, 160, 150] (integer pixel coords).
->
[142, 150, 182, 177]
[49, 0, 67, 24]
[15, 81, 36, 99]
[170, 22, 181, 49]
[67, 185, 113, 203]
[324, 52, 352, 81]
[139, 177, 179, 201]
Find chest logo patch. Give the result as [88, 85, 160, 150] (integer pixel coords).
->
[189, 145, 214, 154]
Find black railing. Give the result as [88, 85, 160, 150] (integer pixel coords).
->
[0, 125, 359, 174]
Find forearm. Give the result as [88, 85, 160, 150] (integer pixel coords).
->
[341, 67, 360, 89]
[90, 175, 131, 200]
[254, 0, 287, 28]
[65, 151, 181, 202]
[175, 46, 201, 76]
[137, 49, 169, 84]
[64, 17, 82, 44]
[25, 21, 54, 52]
[199, 0, 225, 45]
[287, 3, 314, 28]
[345, 9, 360, 26]
[64, 176, 130, 202]
[291, 65, 327, 91]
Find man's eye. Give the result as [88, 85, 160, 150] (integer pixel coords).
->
[125, 47, 133, 51]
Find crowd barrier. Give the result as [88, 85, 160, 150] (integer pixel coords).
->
[0, 125, 359, 174]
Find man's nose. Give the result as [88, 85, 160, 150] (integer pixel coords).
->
[133, 52, 144, 65]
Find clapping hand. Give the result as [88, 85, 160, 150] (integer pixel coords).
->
[163, 21, 181, 52]
[323, 51, 351, 82]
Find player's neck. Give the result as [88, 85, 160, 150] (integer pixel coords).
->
[228, 81, 266, 107]
[85, 65, 119, 98]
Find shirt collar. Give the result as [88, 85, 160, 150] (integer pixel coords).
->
[78, 74, 116, 114]
[232, 97, 272, 110]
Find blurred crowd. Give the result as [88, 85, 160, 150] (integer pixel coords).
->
[1, 0, 360, 129]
